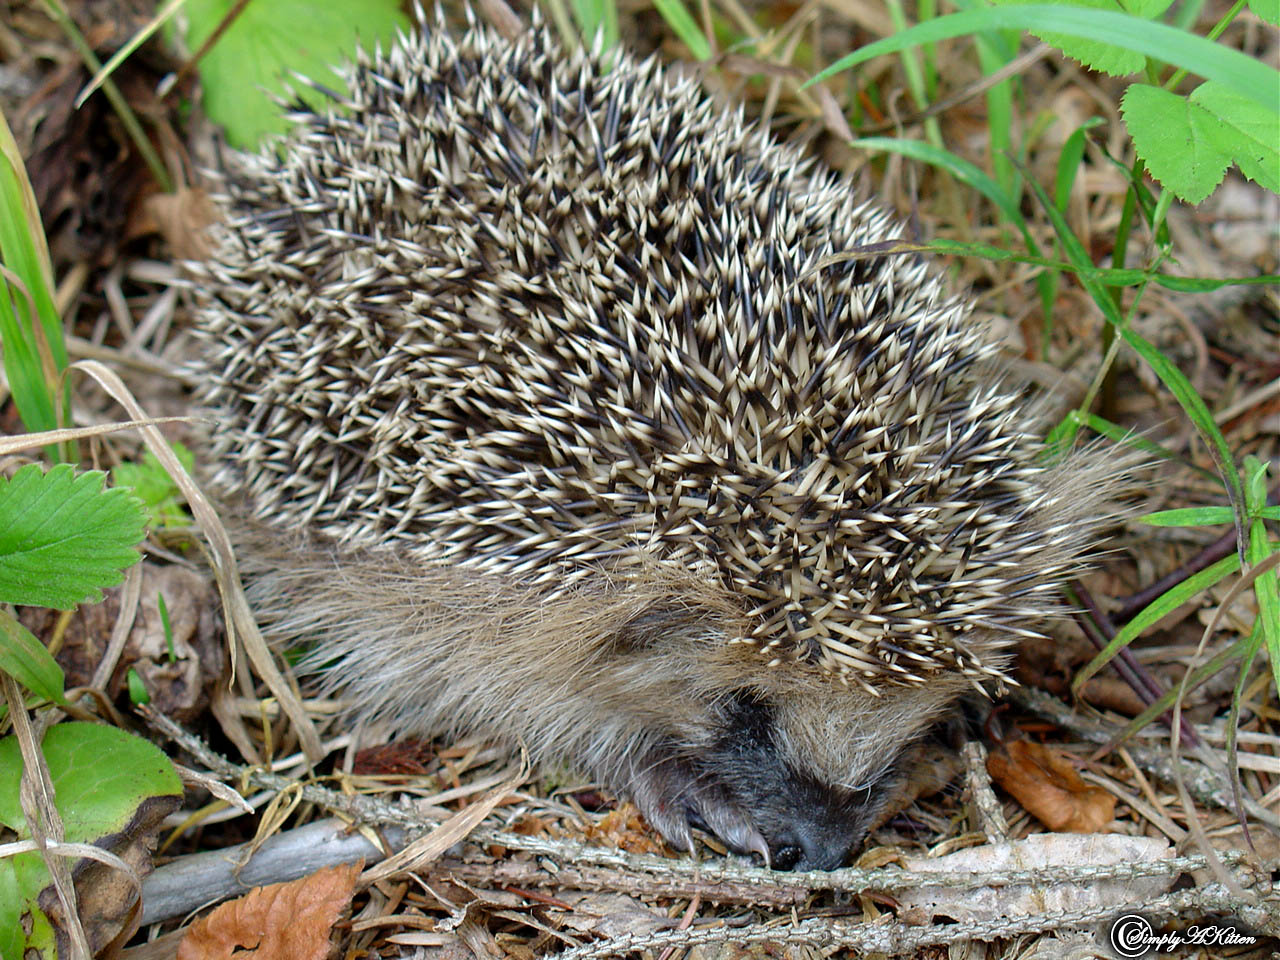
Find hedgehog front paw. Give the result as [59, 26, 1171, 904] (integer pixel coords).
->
[624, 754, 771, 865]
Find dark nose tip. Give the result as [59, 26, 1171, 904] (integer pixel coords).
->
[770, 825, 854, 871]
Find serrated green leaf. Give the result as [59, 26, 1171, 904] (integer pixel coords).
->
[0, 723, 181, 958]
[990, 0, 1173, 75]
[0, 464, 146, 610]
[1248, 0, 1279, 24]
[1121, 83, 1231, 203]
[184, 0, 408, 149]
[1190, 81, 1280, 194]
[0, 610, 65, 705]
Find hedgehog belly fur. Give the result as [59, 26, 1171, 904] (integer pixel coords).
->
[191, 11, 1124, 871]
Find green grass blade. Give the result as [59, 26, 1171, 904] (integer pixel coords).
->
[651, 0, 711, 59]
[0, 608, 66, 705]
[975, 35, 1019, 201]
[850, 138, 1032, 241]
[0, 108, 69, 458]
[1244, 457, 1280, 692]
[1140, 506, 1237, 526]
[806, 7, 1278, 109]
[1020, 163, 1248, 540]
[1072, 553, 1241, 694]
[1055, 117, 1104, 210]
[573, 0, 619, 48]
[1105, 635, 1243, 750]
[847, 235, 1274, 293]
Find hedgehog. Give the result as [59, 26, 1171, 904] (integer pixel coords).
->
[188, 9, 1124, 871]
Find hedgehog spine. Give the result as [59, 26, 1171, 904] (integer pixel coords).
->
[190, 10, 1126, 870]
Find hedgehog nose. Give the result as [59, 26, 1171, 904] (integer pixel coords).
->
[771, 824, 853, 871]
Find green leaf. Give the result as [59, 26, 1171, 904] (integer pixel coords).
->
[1139, 506, 1236, 526]
[1248, 0, 1279, 24]
[0, 858, 54, 960]
[989, 0, 1174, 75]
[127, 668, 150, 706]
[1190, 81, 1280, 194]
[1154, 273, 1279, 291]
[0, 723, 182, 958]
[0, 610, 65, 705]
[652, 0, 712, 60]
[111, 444, 195, 529]
[1121, 84, 1231, 203]
[805, 7, 1279, 106]
[0, 464, 146, 610]
[183, 0, 408, 149]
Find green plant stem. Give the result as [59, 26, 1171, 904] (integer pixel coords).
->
[1100, 159, 1145, 420]
[1164, 0, 1248, 91]
[885, 0, 944, 148]
[917, 0, 940, 100]
[40, 0, 172, 193]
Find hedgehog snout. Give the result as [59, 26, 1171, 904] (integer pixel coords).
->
[621, 692, 903, 870]
[698, 693, 902, 870]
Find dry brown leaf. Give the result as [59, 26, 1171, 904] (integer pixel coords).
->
[176, 861, 360, 960]
[987, 740, 1115, 832]
[142, 188, 219, 260]
[351, 739, 436, 776]
[582, 803, 668, 855]
[24, 562, 223, 723]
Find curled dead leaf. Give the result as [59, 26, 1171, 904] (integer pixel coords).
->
[143, 188, 219, 260]
[177, 861, 361, 960]
[987, 740, 1115, 833]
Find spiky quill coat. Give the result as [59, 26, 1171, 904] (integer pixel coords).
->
[190, 11, 1124, 869]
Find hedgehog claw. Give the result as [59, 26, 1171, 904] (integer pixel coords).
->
[625, 753, 767, 865]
